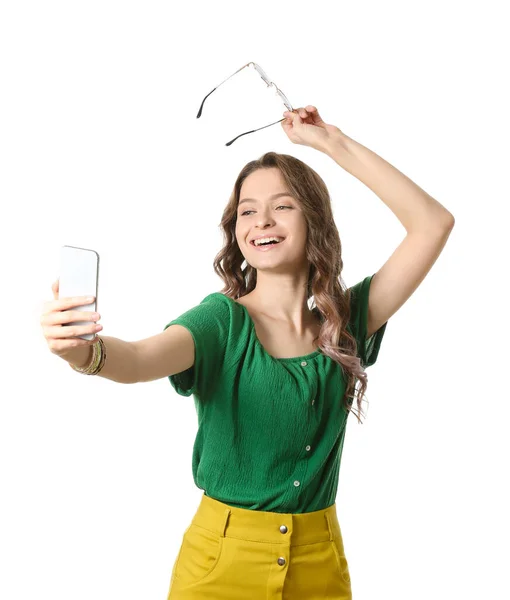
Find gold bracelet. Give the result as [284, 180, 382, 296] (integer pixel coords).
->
[93, 337, 107, 375]
[70, 337, 101, 375]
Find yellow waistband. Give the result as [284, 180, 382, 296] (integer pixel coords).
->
[189, 493, 344, 548]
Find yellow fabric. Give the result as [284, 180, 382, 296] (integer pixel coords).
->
[167, 493, 352, 599]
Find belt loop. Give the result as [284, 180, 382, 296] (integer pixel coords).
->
[219, 508, 231, 538]
[324, 511, 334, 542]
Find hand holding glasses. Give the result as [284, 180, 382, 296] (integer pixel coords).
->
[197, 62, 294, 146]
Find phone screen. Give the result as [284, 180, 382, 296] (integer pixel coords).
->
[59, 245, 100, 340]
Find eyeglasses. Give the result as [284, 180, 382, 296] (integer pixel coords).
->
[197, 62, 294, 146]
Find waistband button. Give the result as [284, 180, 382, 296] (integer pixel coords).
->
[280, 525, 288, 534]
[278, 557, 286, 566]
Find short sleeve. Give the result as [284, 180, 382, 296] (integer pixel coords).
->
[347, 273, 387, 368]
[163, 294, 231, 398]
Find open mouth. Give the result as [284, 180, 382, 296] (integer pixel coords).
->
[250, 237, 286, 247]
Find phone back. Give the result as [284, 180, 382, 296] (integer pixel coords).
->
[59, 245, 100, 341]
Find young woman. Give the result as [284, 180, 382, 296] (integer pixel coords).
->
[41, 106, 455, 599]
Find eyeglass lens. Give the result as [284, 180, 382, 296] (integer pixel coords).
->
[252, 63, 270, 85]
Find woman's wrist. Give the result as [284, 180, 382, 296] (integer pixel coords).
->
[61, 343, 95, 369]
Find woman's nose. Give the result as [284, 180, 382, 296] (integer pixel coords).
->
[255, 212, 275, 226]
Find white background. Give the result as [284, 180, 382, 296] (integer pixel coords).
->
[1, 1, 508, 599]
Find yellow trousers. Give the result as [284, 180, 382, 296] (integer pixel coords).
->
[167, 493, 352, 599]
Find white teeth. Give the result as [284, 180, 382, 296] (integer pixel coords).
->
[253, 236, 284, 246]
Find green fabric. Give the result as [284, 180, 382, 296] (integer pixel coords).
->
[163, 273, 387, 514]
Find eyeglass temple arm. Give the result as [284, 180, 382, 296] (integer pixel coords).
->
[197, 64, 253, 118]
[197, 88, 216, 119]
[225, 117, 286, 147]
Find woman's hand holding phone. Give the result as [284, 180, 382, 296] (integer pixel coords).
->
[40, 279, 103, 358]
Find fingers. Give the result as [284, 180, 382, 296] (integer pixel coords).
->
[42, 285, 100, 356]
[42, 309, 100, 327]
[46, 321, 102, 340]
[303, 106, 325, 125]
[284, 106, 320, 123]
[294, 107, 314, 119]
[45, 295, 95, 315]
[41, 296, 96, 330]
[285, 109, 304, 124]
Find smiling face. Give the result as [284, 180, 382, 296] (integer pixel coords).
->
[235, 167, 309, 272]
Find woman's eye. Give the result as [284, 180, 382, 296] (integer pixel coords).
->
[241, 206, 291, 216]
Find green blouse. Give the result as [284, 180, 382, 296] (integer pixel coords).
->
[163, 273, 387, 514]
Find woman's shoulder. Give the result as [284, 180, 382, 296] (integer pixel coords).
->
[200, 291, 244, 310]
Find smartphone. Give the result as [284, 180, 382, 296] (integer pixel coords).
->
[59, 245, 100, 341]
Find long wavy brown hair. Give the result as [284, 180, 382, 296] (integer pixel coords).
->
[213, 151, 369, 423]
